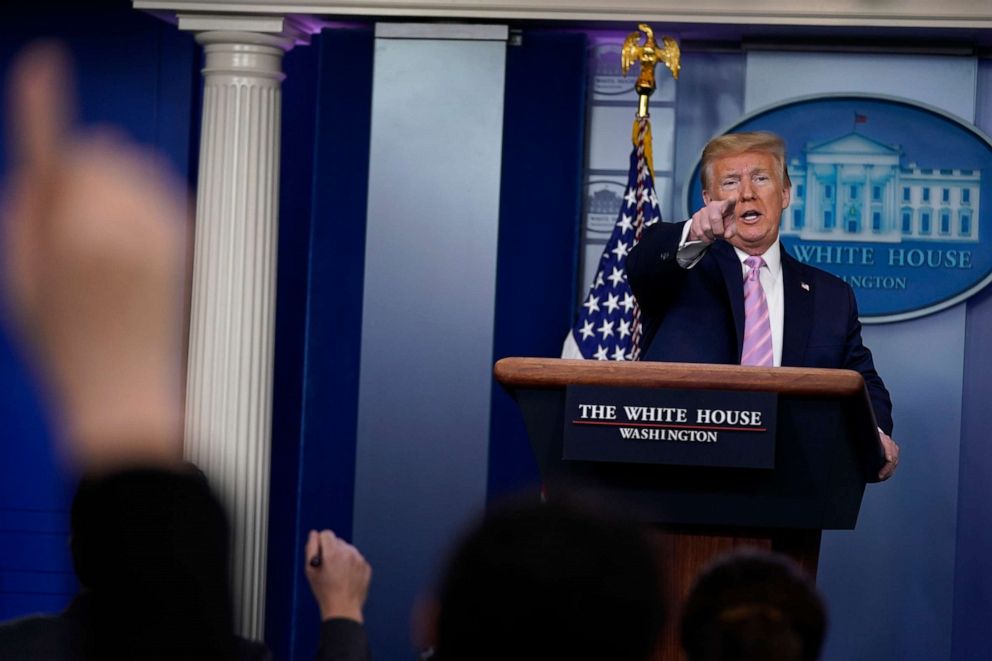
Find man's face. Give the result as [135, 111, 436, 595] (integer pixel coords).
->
[702, 151, 791, 255]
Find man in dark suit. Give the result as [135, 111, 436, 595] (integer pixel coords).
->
[627, 131, 899, 480]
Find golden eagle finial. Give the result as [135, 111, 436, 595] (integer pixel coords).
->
[621, 24, 681, 117]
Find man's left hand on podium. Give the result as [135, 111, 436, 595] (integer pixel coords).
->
[878, 430, 900, 481]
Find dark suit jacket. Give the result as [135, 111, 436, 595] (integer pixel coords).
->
[0, 603, 367, 661]
[627, 220, 893, 434]
[0, 596, 272, 661]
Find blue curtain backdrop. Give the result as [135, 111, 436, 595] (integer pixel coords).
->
[487, 31, 589, 499]
[265, 26, 375, 661]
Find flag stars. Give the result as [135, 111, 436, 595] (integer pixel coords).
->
[621, 293, 636, 313]
[607, 267, 625, 288]
[617, 214, 633, 234]
[636, 187, 659, 212]
[566, 138, 657, 363]
[624, 189, 637, 208]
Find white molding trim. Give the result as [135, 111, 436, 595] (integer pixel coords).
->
[374, 23, 508, 40]
[134, 0, 992, 29]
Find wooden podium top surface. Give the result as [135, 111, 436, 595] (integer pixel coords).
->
[494, 357, 866, 397]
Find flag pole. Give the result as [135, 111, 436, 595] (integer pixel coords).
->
[561, 24, 680, 361]
[621, 23, 681, 119]
[623, 24, 679, 359]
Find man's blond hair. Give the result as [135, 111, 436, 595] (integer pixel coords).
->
[700, 131, 792, 192]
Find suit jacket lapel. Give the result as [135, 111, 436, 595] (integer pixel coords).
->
[781, 249, 814, 367]
[710, 241, 746, 358]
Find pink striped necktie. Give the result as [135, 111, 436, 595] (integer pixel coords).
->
[741, 256, 773, 367]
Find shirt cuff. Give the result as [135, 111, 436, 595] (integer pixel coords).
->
[318, 618, 371, 661]
[676, 220, 709, 269]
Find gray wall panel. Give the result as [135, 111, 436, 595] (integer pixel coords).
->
[352, 29, 507, 660]
[951, 55, 992, 661]
[745, 51, 976, 661]
[820, 307, 964, 661]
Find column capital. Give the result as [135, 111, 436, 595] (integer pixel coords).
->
[176, 12, 319, 49]
[193, 31, 292, 81]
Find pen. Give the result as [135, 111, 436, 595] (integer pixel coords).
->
[310, 543, 322, 567]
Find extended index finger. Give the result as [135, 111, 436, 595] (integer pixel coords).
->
[719, 197, 736, 220]
[719, 198, 737, 239]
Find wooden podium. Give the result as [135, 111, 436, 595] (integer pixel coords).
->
[494, 357, 885, 660]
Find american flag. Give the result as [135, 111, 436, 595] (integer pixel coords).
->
[562, 116, 660, 361]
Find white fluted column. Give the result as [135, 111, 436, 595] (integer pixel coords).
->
[183, 27, 294, 639]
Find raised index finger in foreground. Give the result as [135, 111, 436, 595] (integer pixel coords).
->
[7, 41, 73, 174]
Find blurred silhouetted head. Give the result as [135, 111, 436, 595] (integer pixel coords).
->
[680, 550, 826, 661]
[433, 493, 666, 661]
[69, 465, 235, 660]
